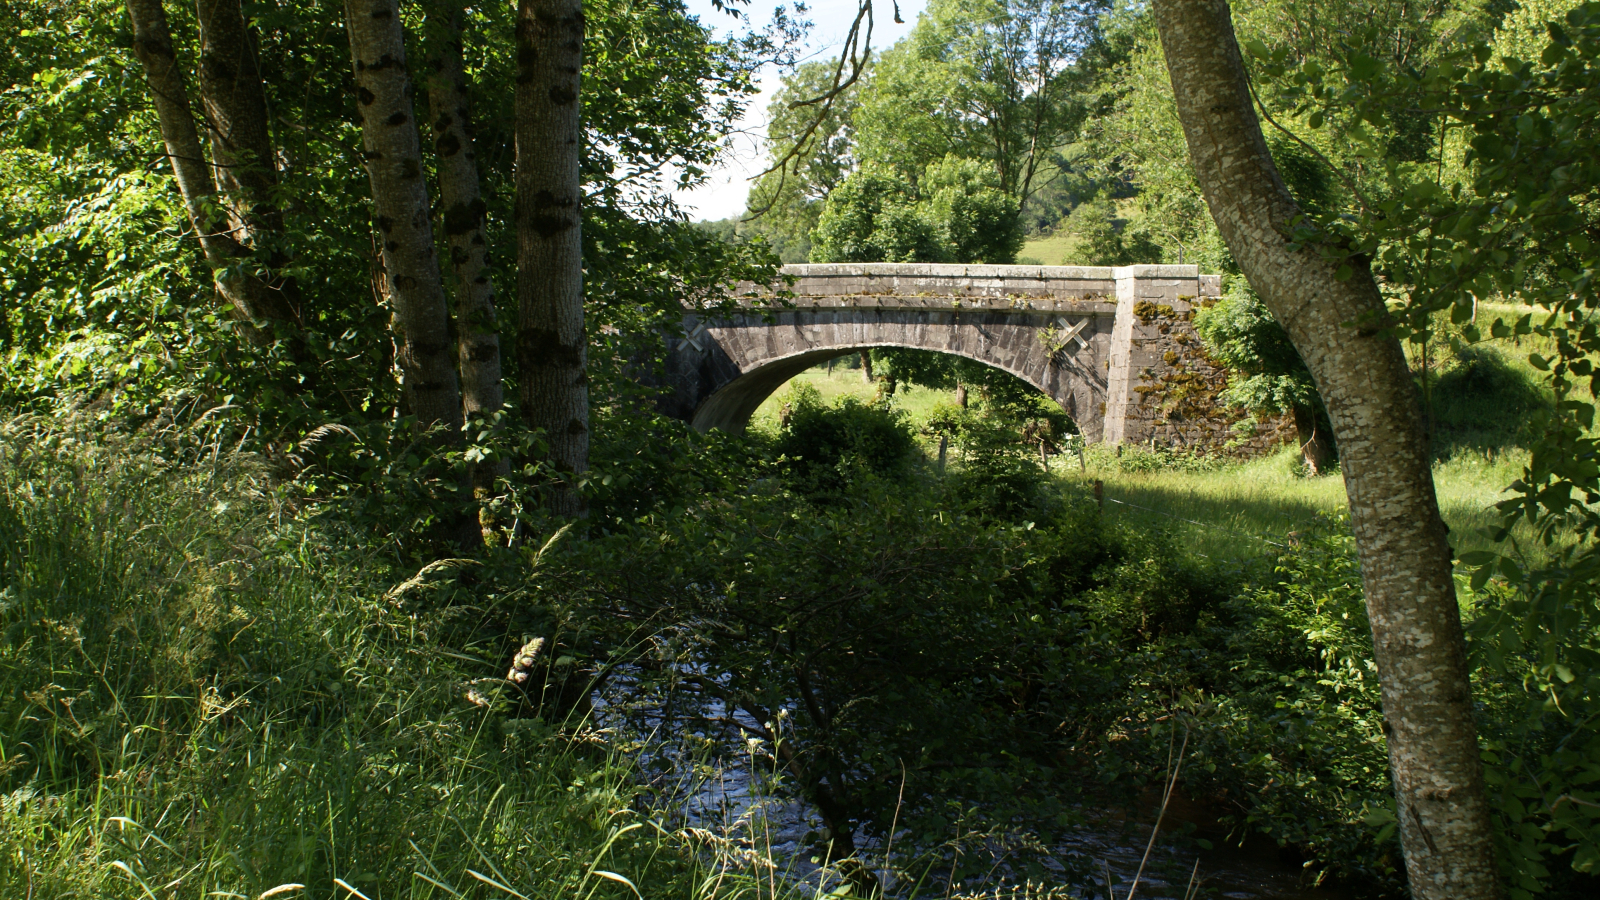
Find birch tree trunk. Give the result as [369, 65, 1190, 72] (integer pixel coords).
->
[515, 0, 588, 517]
[345, 0, 464, 438]
[426, 2, 507, 502]
[195, 0, 304, 324]
[125, 0, 296, 332]
[1150, 2, 1500, 897]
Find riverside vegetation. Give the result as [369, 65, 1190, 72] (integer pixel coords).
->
[5, 330, 1598, 898]
[7, 0, 1600, 898]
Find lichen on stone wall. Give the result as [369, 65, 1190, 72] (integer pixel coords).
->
[1126, 302, 1291, 457]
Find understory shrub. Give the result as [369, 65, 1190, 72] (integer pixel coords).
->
[773, 384, 918, 497]
[1427, 345, 1551, 455]
[529, 455, 1242, 888]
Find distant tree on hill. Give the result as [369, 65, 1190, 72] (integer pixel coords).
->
[810, 157, 1022, 263]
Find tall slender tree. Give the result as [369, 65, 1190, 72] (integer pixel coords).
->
[125, 0, 300, 334]
[344, 0, 464, 437]
[195, 0, 304, 325]
[426, 2, 507, 503]
[515, 0, 589, 517]
[1150, 1, 1499, 897]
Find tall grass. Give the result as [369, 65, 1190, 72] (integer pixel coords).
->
[759, 342, 1547, 564]
[1065, 444, 1529, 562]
[0, 416, 768, 900]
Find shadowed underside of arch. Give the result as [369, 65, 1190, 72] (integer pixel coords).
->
[658, 263, 1224, 444]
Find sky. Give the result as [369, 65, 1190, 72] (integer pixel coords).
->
[672, 0, 927, 221]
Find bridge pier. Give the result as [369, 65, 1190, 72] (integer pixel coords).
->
[660, 264, 1264, 449]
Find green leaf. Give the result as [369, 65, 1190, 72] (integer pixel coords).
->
[1348, 52, 1381, 82]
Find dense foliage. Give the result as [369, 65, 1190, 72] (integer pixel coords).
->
[11, 0, 1600, 898]
[810, 157, 1023, 264]
[0, 0, 781, 438]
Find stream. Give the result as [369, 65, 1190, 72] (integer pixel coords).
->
[606, 686, 1356, 900]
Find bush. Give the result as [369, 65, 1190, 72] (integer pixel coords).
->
[1106, 444, 1231, 474]
[1428, 345, 1550, 454]
[772, 384, 918, 496]
[534, 471, 1219, 887]
[1164, 522, 1398, 892]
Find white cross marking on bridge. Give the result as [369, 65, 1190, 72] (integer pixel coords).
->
[681, 320, 708, 353]
[1056, 317, 1091, 349]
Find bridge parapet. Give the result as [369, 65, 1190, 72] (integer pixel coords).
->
[732, 264, 1220, 314]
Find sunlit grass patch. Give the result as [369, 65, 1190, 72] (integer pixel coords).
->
[751, 363, 963, 434]
[1064, 443, 1532, 564]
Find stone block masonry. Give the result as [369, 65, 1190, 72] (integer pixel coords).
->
[659, 263, 1288, 454]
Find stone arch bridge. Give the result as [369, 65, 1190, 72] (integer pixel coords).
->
[659, 263, 1224, 445]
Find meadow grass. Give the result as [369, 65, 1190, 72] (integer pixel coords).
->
[1055, 445, 1528, 562]
[1017, 232, 1081, 267]
[0, 416, 793, 900]
[754, 352, 1542, 564]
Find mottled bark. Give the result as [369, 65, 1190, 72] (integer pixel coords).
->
[858, 349, 874, 383]
[426, 2, 506, 502]
[1151, 2, 1499, 897]
[1292, 402, 1335, 477]
[195, 0, 303, 324]
[954, 382, 968, 408]
[515, 0, 588, 517]
[345, 0, 464, 437]
[125, 0, 294, 331]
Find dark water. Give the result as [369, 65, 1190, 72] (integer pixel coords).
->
[603, 674, 1351, 900]
[656, 752, 1354, 900]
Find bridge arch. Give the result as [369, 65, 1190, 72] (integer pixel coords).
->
[658, 263, 1223, 444]
[683, 310, 1110, 437]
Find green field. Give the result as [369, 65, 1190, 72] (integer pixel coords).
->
[751, 360, 962, 431]
[753, 360, 1531, 563]
[1019, 231, 1083, 266]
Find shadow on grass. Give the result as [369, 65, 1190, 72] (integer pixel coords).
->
[1428, 344, 1552, 461]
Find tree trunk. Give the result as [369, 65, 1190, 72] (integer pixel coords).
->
[426, 1, 507, 504]
[1151, 3, 1499, 898]
[859, 349, 874, 383]
[1292, 403, 1335, 477]
[955, 381, 968, 408]
[125, 0, 294, 332]
[345, 0, 464, 439]
[515, 0, 588, 517]
[195, 0, 304, 326]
